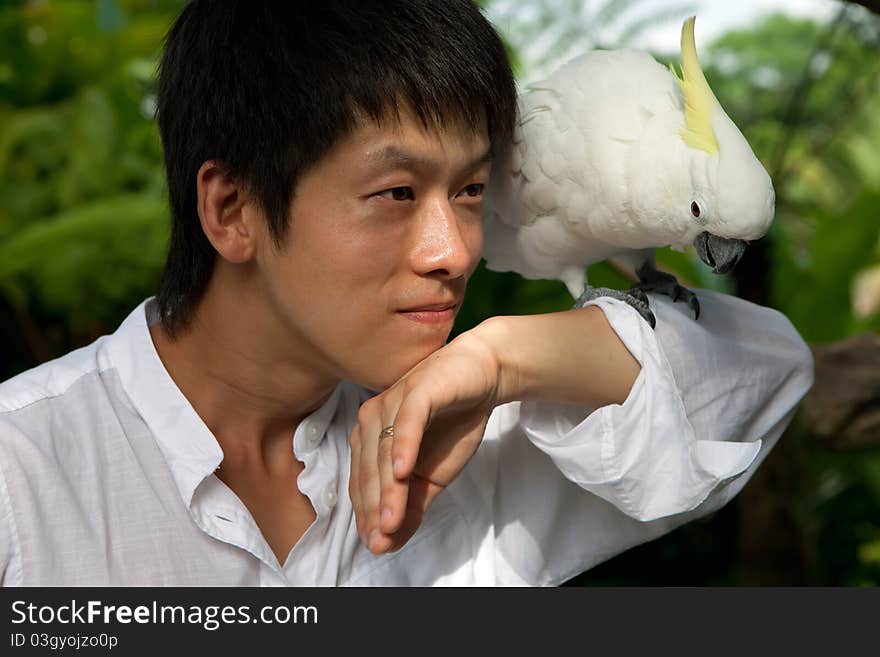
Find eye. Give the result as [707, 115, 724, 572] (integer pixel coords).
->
[690, 200, 701, 218]
[377, 186, 414, 201]
[457, 183, 485, 199]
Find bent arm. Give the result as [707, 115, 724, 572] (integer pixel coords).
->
[478, 303, 642, 410]
[482, 290, 813, 584]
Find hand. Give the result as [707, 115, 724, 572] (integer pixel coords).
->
[347, 306, 640, 555]
[348, 326, 504, 555]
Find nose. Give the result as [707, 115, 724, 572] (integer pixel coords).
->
[408, 196, 480, 279]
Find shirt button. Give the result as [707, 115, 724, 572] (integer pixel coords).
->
[322, 482, 338, 509]
[300, 422, 321, 450]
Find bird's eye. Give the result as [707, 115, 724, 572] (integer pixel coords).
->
[690, 201, 701, 218]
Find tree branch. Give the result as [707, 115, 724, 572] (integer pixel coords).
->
[799, 332, 880, 449]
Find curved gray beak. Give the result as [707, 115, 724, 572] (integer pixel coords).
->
[693, 232, 748, 275]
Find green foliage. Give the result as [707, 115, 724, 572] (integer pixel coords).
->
[0, 193, 168, 333]
[795, 444, 880, 585]
[775, 188, 880, 342]
[0, 0, 180, 361]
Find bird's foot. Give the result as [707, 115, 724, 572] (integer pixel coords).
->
[574, 285, 656, 329]
[631, 263, 700, 321]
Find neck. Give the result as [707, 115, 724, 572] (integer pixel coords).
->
[149, 266, 339, 468]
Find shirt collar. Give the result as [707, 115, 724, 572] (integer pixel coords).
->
[105, 298, 344, 509]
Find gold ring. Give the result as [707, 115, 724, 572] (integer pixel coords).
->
[379, 425, 395, 440]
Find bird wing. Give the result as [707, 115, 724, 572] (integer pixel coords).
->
[484, 49, 680, 281]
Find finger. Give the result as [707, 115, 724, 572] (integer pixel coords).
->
[390, 387, 434, 480]
[357, 402, 387, 553]
[377, 422, 410, 535]
[384, 475, 444, 553]
[347, 425, 365, 542]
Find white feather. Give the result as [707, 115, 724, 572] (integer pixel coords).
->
[483, 43, 774, 296]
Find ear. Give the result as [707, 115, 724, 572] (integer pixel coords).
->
[196, 161, 259, 263]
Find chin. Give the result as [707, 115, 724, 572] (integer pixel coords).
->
[357, 341, 447, 392]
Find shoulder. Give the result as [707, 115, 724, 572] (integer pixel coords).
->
[0, 334, 124, 465]
[0, 341, 116, 588]
[0, 336, 112, 415]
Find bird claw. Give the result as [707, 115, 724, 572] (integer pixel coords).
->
[574, 285, 656, 329]
[628, 287, 649, 305]
[688, 295, 701, 321]
[631, 263, 701, 321]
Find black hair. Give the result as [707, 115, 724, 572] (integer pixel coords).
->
[155, 0, 517, 337]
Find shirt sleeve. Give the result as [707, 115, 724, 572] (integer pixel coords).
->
[483, 289, 814, 585]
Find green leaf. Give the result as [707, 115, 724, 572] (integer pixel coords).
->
[0, 193, 169, 332]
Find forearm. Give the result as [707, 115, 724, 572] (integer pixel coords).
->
[474, 306, 641, 408]
[505, 292, 811, 522]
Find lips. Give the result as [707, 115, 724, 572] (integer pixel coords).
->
[397, 300, 460, 325]
[399, 302, 458, 312]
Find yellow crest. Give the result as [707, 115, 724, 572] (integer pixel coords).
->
[668, 16, 719, 154]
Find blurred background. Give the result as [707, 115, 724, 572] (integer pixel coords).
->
[1, 0, 879, 585]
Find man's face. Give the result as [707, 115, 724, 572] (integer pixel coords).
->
[255, 107, 491, 391]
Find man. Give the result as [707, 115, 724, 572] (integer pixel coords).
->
[0, 0, 812, 586]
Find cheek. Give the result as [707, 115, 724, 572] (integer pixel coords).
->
[285, 211, 395, 298]
[272, 228, 402, 349]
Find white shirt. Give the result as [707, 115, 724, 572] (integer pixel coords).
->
[0, 291, 813, 586]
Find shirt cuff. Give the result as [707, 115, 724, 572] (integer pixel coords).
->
[517, 296, 761, 522]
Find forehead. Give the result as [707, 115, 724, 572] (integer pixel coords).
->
[332, 103, 491, 170]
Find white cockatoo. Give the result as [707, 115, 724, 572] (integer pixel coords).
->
[483, 16, 775, 327]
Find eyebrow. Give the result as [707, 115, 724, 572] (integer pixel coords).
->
[363, 145, 493, 173]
